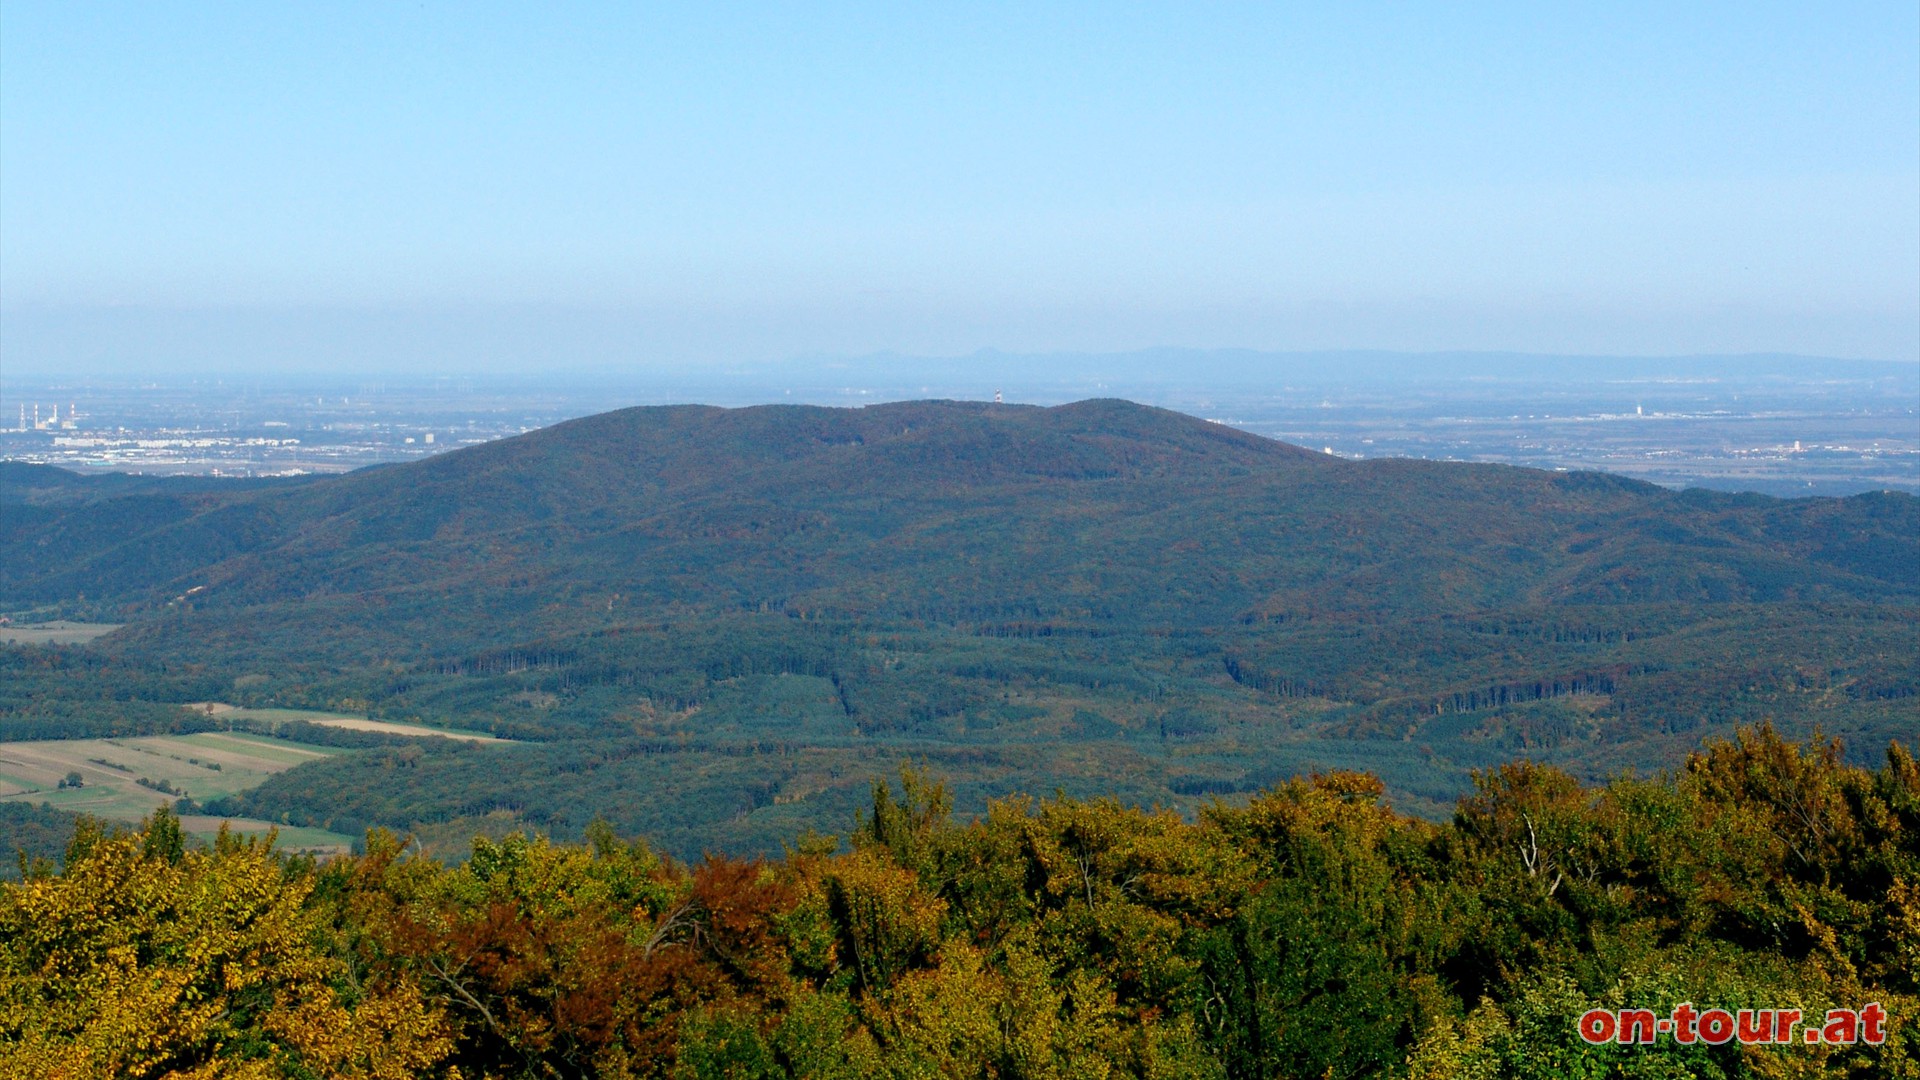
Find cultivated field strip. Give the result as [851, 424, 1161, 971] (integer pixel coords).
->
[0, 732, 351, 851]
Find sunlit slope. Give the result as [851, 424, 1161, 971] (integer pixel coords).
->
[4, 399, 1912, 656]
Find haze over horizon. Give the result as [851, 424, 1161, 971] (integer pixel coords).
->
[3, 4, 1916, 378]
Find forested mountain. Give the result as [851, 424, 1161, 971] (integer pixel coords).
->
[5, 399, 1911, 619]
[3, 400, 1915, 854]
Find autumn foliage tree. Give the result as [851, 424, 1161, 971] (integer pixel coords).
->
[0, 809, 449, 1080]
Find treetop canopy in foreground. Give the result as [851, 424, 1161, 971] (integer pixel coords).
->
[2, 725, 1915, 1078]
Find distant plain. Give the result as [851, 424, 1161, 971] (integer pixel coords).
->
[4, 354, 1912, 495]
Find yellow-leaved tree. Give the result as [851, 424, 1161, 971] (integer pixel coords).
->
[0, 809, 452, 1080]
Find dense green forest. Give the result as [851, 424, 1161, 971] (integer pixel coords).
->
[0, 803, 83, 880]
[4, 727, 1914, 1078]
[3, 400, 1915, 854]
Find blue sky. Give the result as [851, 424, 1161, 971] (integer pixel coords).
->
[2, 2, 1915, 374]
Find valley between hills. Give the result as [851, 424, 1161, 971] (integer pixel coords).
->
[2, 398, 1915, 858]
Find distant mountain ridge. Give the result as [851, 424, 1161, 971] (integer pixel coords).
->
[783, 348, 1920, 389]
[4, 399, 1911, 623]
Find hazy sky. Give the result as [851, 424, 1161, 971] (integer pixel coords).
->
[3, 3, 1916, 375]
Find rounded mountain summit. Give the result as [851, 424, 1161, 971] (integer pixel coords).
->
[2, 399, 1911, 654]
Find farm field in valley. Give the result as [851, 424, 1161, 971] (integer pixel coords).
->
[186, 702, 507, 742]
[0, 622, 122, 645]
[0, 731, 354, 851]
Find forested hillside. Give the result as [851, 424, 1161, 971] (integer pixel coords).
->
[4, 728, 1914, 1078]
[3, 400, 1915, 853]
